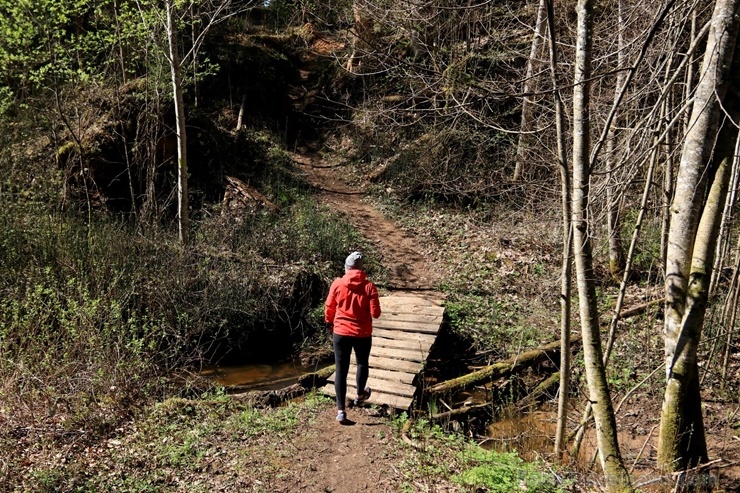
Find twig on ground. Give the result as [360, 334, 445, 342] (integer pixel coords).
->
[629, 424, 658, 473]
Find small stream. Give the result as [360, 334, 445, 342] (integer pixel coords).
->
[201, 360, 318, 391]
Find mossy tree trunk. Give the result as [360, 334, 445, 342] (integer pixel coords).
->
[572, 0, 632, 490]
[659, 0, 740, 469]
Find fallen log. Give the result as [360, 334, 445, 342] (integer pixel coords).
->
[297, 365, 334, 388]
[516, 371, 560, 410]
[618, 298, 663, 319]
[428, 335, 581, 395]
[230, 365, 334, 407]
[430, 402, 491, 423]
[429, 373, 560, 423]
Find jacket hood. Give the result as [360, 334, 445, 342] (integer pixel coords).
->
[343, 269, 367, 289]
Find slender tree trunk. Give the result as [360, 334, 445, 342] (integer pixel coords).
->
[166, 0, 189, 245]
[513, 0, 547, 182]
[191, 3, 200, 108]
[572, 1, 631, 490]
[236, 94, 247, 131]
[658, 0, 740, 470]
[544, 0, 572, 459]
[346, 0, 374, 73]
[606, 0, 627, 280]
[709, 134, 740, 295]
[721, 234, 740, 389]
[661, 93, 675, 267]
[683, 9, 699, 137]
[571, 126, 663, 455]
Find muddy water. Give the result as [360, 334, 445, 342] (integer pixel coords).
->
[483, 409, 557, 459]
[201, 360, 318, 391]
[453, 387, 559, 461]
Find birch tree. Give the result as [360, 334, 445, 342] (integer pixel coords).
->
[165, 0, 189, 244]
[658, 0, 740, 470]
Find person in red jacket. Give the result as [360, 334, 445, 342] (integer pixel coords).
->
[325, 251, 381, 423]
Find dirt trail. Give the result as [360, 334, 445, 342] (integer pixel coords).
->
[271, 406, 407, 493]
[267, 148, 445, 492]
[290, 148, 439, 292]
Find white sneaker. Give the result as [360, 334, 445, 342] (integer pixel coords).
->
[336, 410, 347, 422]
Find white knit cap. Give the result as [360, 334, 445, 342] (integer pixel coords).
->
[344, 251, 364, 270]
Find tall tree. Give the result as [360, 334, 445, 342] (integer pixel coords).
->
[513, 0, 547, 182]
[658, 0, 740, 471]
[571, 0, 632, 490]
[544, 0, 572, 459]
[605, 0, 627, 280]
[139, 0, 238, 244]
[165, 0, 189, 245]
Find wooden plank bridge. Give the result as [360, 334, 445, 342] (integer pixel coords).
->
[323, 295, 445, 410]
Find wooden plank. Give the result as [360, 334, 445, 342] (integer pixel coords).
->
[372, 345, 429, 362]
[347, 367, 417, 385]
[322, 384, 414, 410]
[373, 335, 434, 350]
[379, 296, 443, 307]
[369, 355, 422, 373]
[326, 366, 420, 385]
[325, 377, 415, 398]
[376, 312, 444, 324]
[376, 317, 440, 329]
[380, 306, 445, 318]
[326, 377, 416, 398]
[373, 319, 441, 334]
[373, 328, 437, 345]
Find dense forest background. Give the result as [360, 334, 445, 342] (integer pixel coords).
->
[2, 0, 740, 491]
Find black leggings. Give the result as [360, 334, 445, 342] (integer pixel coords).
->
[333, 333, 372, 411]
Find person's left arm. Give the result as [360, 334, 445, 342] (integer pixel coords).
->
[368, 283, 381, 319]
[325, 280, 338, 331]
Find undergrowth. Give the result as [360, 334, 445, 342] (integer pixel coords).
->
[0, 169, 366, 467]
[391, 413, 568, 493]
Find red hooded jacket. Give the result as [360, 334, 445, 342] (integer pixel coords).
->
[325, 270, 381, 337]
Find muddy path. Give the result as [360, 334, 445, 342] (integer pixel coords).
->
[289, 147, 439, 293]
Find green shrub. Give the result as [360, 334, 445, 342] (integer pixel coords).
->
[0, 183, 366, 446]
[453, 447, 566, 493]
